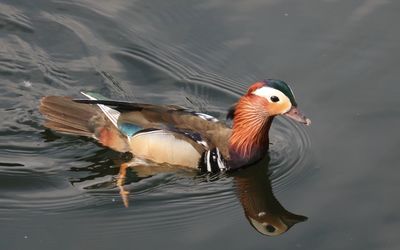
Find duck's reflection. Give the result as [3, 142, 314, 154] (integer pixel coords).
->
[232, 157, 307, 236]
[68, 149, 307, 236]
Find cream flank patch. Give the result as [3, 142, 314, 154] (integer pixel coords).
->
[129, 130, 201, 168]
[251, 86, 292, 113]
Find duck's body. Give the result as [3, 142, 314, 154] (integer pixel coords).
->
[39, 79, 310, 172]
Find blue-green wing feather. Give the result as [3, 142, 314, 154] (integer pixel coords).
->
[118, 123, 142, 137]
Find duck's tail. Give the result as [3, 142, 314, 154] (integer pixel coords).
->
[40, 96, 99, 137]
[39, 95, 130, 152]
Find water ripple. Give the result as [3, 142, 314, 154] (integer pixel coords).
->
[0, 35, 75, 88]
[269, 116, 313, 193]
[0, 3, 34, 33]
[78, 175, 239, 234]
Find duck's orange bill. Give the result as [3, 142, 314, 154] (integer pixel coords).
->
[284, 106, 311, 126]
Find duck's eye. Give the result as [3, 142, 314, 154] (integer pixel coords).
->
[270, 96, 279, 103]
[266, 225, 276, 233]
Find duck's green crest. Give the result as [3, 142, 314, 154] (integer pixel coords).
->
[264, 79, 298, 107]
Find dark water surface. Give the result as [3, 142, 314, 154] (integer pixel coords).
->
[1, 0, 399, 249]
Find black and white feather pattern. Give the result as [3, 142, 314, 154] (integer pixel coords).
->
[199, 148, 227, 173]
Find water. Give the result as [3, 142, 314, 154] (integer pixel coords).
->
[1, 0, 399, 249]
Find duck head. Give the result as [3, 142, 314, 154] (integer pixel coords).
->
[229, 79, 310, 162]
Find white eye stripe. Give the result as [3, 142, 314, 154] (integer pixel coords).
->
[251, 86, 292, 113]
[252, 87, 285, 103]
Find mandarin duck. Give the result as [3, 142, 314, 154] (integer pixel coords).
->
[39, 79, 310, 173]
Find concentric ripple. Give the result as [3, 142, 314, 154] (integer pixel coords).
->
[268, 116, 313, 193]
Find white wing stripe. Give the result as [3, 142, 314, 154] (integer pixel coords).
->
[81, 92, 120, 128]
[195, 112, 219, 122]
[206, 150, 212, 172]
[216, 148, 226, 170]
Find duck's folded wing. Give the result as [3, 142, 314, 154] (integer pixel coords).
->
[74, 99, 231, 147]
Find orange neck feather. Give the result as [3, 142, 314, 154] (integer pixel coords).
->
[229, 95, 273, 160]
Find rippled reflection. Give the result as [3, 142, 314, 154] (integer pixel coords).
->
[233, 157, 307, 236]
[66, 146, 307, 236]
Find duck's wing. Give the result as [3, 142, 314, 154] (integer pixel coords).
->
[74, 98, 231, 148]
